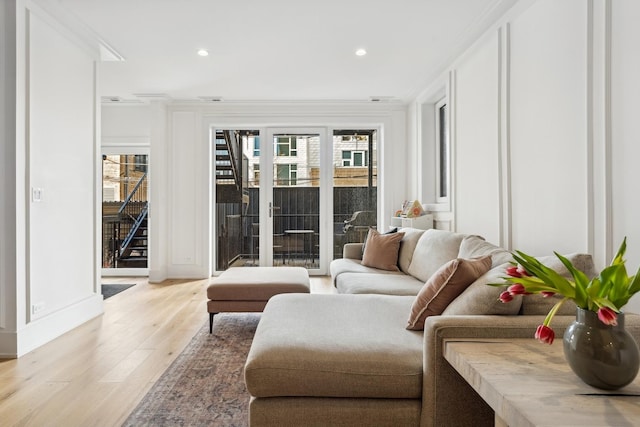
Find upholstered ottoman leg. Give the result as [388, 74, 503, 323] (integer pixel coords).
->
[209, 312, 217, 334]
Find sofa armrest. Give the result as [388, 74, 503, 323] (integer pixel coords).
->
[420, 313, 640, 427]
[343, 243, 364, 260]
[421, 315, 570, 427]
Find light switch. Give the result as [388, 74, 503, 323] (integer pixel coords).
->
[32, 187, 43, 202]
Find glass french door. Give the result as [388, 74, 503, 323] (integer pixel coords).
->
[264, 129, 323, 271]
[213, 128, 326, 274]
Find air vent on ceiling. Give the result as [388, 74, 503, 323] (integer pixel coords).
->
[198, 96, 224, 102]
[369, 96, 394, 103]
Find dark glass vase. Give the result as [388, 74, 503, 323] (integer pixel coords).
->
[563, 307, 640, 390]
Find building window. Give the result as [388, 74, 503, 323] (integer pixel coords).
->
[341, 150, 367, 167]
[275, 136, 297, 156]
[253, 137, 260, 157]
[276, 164, 297, 186]
[435, 98, 449, 200]
[253, 163, 260, 186]
[133, 154, 147, 173]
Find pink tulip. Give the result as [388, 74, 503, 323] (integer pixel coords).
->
[597, 307, 618, 326]
[506, 266, 522, 278]
[499, 291, 513, 303]
[517, 266, 532, 277]
[535, 324, 555, 345]
[508, 283, 527, 295]
[541, 291, 555, 298]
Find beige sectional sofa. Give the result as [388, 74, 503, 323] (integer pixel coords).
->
[244, 228, 640, 426]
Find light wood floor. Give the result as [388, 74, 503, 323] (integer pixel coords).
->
[0, 274, 335, 427]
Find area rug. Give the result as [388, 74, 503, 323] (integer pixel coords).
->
[101, 283, 135, 299]
[123, 313, 260, 426]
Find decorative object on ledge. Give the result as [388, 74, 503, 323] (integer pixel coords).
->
[491, 237, 640, 390]
[400, 200, 424, 218]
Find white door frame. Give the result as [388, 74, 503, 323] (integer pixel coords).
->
[100, 145, 150, 277]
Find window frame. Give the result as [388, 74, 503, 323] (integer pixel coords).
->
[341, 150, 367, 167]
[435, 97, 450, 204]
[276, 163, 297, 186]
[275, 136, 297, 157]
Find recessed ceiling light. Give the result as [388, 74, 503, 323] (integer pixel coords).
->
[355, 48, 367, 56]
[197, 49, 209, 57]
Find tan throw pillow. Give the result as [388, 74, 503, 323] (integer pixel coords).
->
[406, 256, 492, 330]
[443, 262, 523, 316]
[361, 228, 405, 271]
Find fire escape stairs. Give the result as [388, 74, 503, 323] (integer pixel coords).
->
[215, 130, 244, 203]
[117, 173, 149, 268]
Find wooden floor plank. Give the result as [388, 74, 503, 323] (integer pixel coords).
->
[0, 275, 335, 426]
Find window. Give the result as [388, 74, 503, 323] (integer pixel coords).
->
[276, 164, 297, 186]
[253, 163, 260, 186]
[435, 98, 449, 201]
[253, 137, 260, 157]
[134, 154, 147, 173]
[275, 136, 297, 156]
[341, 150, 367, 167]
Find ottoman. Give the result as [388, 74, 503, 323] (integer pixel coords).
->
[207, 266, 310, 333]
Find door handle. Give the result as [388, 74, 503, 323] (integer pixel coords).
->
[269, 202, 272, 218]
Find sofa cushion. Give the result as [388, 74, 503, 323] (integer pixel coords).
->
[397, 228, 427, 274]
[407, 229, 466, 282]
[361, 229, 405, 271]
[330, 258, 405, 284]
[245, 294, 423, 399]
[407, 256, 492, 330]
[457, 235, 513, 267]
[443, 262, 523, 315]
[336, 272, 424, 295]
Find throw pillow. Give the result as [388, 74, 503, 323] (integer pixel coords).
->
[406, 229, 466, 282]
[457, 235, 513, 267]
[362, 227, 398, 255]
[406, 255, 492, 330]
[361, 228, 405, 271]
[442, 262, 523, 316]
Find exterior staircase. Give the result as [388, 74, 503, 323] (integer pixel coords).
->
[215, 130, 244, 203]
[102, 172, 149, 268]
[117, 202, 148, 268]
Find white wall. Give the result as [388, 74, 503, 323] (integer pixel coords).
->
[509, 0, 588, 255]
[102, 104, 151, 144]
[412, 0, 640, 314]
[611, 0, 640, 289]
[112, 102, 409, 281]
[1, 0, 18, 356]
[453, 31, 501, 243]
[0, 1, 102, 357]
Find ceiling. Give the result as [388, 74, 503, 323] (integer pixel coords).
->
[55, 0, 518, 103]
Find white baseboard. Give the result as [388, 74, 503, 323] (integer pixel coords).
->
[0, 294, 103, 358]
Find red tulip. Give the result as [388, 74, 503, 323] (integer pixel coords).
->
[499, 291, 513, 303]
[597, 307, 618, 326]
[505, 266, 522, 278]
[541, 291, 555, 298]
[508, 283, 527, 295]
[517, 266, 532, 277]
[535, 324, 555, 345]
